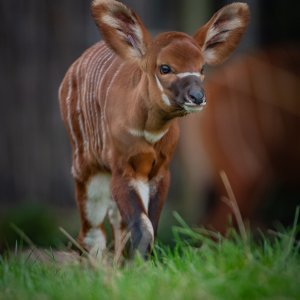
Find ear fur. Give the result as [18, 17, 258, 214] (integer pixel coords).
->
[91, 0, 151, 60]
[194, 3, 250, 65]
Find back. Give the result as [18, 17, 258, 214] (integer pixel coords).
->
[59, 42, 122, 179]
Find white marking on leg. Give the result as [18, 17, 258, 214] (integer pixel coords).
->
[86, 174, 111, 227]
[149, 175, 163, 198]
[108, 200, 123, 253]
[130, 179, 149, 213]
[83, 228, 106, 258]
[176, 72, 201, 78]
[140, 213, 154, 244]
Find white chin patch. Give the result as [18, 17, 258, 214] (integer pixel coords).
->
[183, 104, 205, 113]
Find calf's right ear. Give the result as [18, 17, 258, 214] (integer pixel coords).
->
[194, 3, 250, 65]
[91, 0, 151, 61]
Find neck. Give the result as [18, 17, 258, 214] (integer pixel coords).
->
[128, 72, 176, 134]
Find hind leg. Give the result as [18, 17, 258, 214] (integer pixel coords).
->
[75, 173, 111, 259]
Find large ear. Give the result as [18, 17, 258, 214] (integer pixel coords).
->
[91, 0, 151, 60]
[194, 3, 249, 65]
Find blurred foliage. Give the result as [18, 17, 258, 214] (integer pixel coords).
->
[0, 204, 79, 253]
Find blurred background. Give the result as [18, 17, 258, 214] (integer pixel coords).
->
[0, 0, 299, 250]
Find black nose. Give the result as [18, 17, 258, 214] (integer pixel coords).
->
[188, 87, 205, 105]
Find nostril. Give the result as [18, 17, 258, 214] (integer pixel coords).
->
[188, 88, 205, 104]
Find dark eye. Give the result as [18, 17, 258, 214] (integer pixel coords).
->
[160, 65, 171, 74]
[200, 66, 205, 75]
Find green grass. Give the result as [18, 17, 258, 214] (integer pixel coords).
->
[0, 213, 299, 300]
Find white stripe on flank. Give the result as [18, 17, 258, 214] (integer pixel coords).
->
[86, 49, 113, 156]
[104, 62, 125, 102]
[89, 49, 108, 152]
[76, 54, 88, 153]
[65, 66, 76, 145]
[130, 179, 150, 213]
[176, 72, 201, 78]
[65, 64, 81, 175]
[98, 53, 117, 157]
[86, 47, 102, 154]
[128, 128, 169, 144]
[89, 47, 111, 154]
[85, 48, 109, 154]
[103, 61, 125, 159]
[78, 44, 103, 155]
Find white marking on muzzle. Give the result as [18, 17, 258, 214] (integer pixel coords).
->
[177, 72, 201, 78]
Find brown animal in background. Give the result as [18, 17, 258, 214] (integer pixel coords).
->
[190, 47, 300, 233]
[59, 0, 249, 258]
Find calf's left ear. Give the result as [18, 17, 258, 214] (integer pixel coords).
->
[194, 3, 249, 65]
[91, 0, 151, 61]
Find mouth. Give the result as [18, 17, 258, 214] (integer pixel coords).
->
[182, 94, 207, 112]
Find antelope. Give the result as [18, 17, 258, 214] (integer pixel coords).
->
[180, 46, 300, 233]
[59, 0, 249, 258]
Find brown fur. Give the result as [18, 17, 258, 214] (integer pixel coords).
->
[59, 0, 249, 258]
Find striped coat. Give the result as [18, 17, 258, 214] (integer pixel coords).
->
[60, 42, 127, 180]
[59, 0, 249, 258]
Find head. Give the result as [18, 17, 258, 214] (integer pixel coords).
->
[92, 0, 249, 115]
